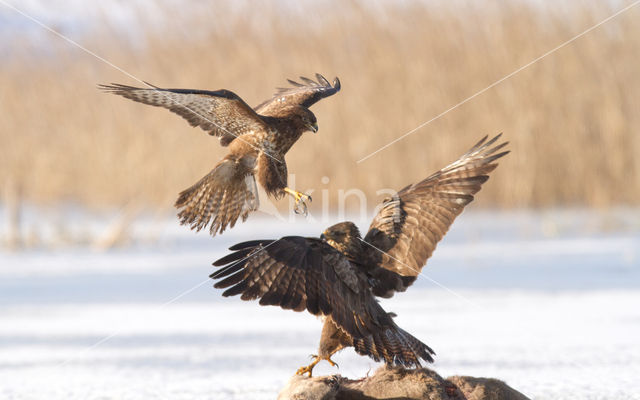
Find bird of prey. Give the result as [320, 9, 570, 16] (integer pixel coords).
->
[99, 74, 340, 236]
[211, 134, 509, 376]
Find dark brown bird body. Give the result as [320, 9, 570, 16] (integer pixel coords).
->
[211, 134, 509, 376]
[100, 74, 340, 236]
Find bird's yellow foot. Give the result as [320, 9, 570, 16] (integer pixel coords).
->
[283, 187, 312, 216]
[296, 356, 320, 377]
[295, 355, 339, 377]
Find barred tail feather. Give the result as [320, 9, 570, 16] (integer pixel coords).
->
[175, 159, 259, 236]
[353, 323, 435, 368]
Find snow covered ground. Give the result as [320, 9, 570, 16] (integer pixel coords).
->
[1, 209, 639, 399]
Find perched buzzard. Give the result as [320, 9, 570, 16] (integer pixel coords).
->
[99, 74, 340, 236]
[211, 134, 509, 376]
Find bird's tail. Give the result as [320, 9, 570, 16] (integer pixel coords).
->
[175, 158, 259, 236]
[353, 316, 435, 368]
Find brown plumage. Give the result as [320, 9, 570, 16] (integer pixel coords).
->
[211, 134, 509, 376]
[99, 74, 340, 236]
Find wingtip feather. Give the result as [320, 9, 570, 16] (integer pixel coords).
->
[315, 73, 329, 86]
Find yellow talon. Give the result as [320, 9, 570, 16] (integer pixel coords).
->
[295, 355, 339, 377]
[296, 356, 320, 377]
[283, 187, 312, 216]
[283, 187, 312, 203]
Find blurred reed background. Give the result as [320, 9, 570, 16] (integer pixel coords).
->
[1, 0, 639, 219]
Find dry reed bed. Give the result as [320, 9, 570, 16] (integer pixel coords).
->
[1, 1, 638, 214]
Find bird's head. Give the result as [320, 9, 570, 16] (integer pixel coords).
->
[292, 106, 318, 133]
[321, 221, 362, 256]
[307, 115, 318, 133]
[302, 112, 318, 133]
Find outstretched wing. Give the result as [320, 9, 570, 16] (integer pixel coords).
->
[363, 134, 509, 297]
[211, 237, 394, 339]
[99, 83, 268, 146]
[254, 73, 341, 115]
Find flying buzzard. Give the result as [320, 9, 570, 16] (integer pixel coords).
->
[211, 134, 509, 376]
[99, 74, 340, 236]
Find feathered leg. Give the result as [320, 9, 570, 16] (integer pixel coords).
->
[296, 318, 349, 377]
[256, 152, 312, 216]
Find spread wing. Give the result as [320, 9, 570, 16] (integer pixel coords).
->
[254, 73, 341, 115]
[363, 134, 509, 297]
[99, 83, 268, 146]
[211, 237, 394, 339]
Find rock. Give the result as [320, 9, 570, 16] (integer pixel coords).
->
[446, 375, 530, 400]
[277, 366, 530, 400]
[277, 374, 340, 400]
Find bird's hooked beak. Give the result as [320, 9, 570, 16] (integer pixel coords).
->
[320, 232, 327, 241]
[309, 122, 318, 133]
